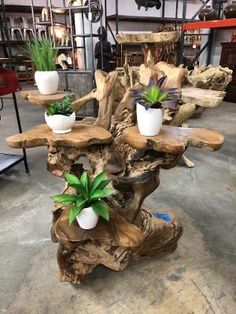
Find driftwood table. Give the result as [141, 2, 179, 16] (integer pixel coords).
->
[6, 112, 224, 283]
[21, 90, 67, 106]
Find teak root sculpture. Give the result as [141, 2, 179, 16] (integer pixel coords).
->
[7, 70, 224, 284]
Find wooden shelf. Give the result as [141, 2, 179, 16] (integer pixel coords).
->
[53, 46, 73, 50]
[36, 21, 69, 27]
[36, 21, 52, 26]
[107, 15, 190, 24]
[183, 18, 236, 30]
[57, 69, 93, 74]
[0, 40, 26, 45]
[52, 6, 90, 14]
[73, 34, 99, 38]
[3, 5, 43, 13]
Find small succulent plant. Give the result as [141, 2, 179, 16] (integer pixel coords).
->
[132, 76, 181, 111]
[52, 171, 114, 225]
[46, 93, 74, 116]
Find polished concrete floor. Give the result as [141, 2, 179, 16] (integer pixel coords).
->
[0, 91, 235, 314]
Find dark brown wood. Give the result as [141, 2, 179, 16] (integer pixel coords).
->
[107, 14, 189, 24]
[3, 4, 43, 13]
[220, 42, 236, 103]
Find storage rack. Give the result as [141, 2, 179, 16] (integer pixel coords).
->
[30, 0, 104, 77]
[1, 1, 104, 92]
[179, 0, 235, 67]
[30, 0, 105, 116]
[105, 0, 235, 67]
[0, 1, 43, 59]
[106, 0, 188, 36]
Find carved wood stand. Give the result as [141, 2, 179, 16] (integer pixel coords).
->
[7, 107, 224, 283]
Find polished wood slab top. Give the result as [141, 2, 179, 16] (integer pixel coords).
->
[21, 90, 68, 106]
[6, 123, 112, 149]
[123, 125, 224, 154]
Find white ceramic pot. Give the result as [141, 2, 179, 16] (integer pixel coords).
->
[35, 71, 59, 95]
[136, 103, 164, 136]
[76, 206, 99, 230]
[45, 112, 76, 134]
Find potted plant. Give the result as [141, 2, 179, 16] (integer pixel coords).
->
[45, 93, 76, 134]
[26, 39, 58, 95]
[52, 171, 114, 229]
[132, 76, 180, 136]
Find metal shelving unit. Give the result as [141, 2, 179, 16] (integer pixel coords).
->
[106, 0, 228, 68]
[106, 0, 184, 37]
[179, 0, 229, 66]
[30, 0, 103, 74]
[30, 0, 104, 117]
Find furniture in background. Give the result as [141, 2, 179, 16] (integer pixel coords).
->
[220, 42, 236, 103]
[0, 67, 29, 174]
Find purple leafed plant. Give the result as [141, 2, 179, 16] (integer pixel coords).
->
[132, 76, 181, 111]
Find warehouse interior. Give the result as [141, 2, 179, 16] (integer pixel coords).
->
[0, 1, 235, 313]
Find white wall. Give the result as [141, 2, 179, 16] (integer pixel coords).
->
[107, 0, 206, 19]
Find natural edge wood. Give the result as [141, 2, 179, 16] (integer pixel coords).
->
[115, 31, 180, 44]
[123, 125, 224, 153]
[7, 67, 225, 284]
[6, 123, 112, 149]
[181, 87, 226, 108]
[21, 90, 68, 106]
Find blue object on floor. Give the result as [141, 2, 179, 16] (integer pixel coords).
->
[153, 212, 171, 222]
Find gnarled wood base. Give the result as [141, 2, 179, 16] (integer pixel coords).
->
[52, 207, 182, 284]
[7, 72, 224, 284]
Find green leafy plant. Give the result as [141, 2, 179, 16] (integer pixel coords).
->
[26, 39, 57, 71]
[132, 76, 181, 111]
[46, 93, 74, 116]
[52, 171, 114, 225]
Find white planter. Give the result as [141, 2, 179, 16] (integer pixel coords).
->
[76, 206, 99, 230]
[35, 71, 59, 95]
[136, 103, 164, 136]
[45, 112, 76, 134]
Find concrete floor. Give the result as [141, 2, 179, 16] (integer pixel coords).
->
[0, 90, 235, 314]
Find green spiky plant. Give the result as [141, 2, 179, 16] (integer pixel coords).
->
[132, 76, 181, 111]
[52, 171, 114, 226]
[46, 93, 74, 116]
[26, 39, 57, 71]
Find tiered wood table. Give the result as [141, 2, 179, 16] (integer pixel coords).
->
[6, 116, 224, 283]
[21, 90, 67, 106]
